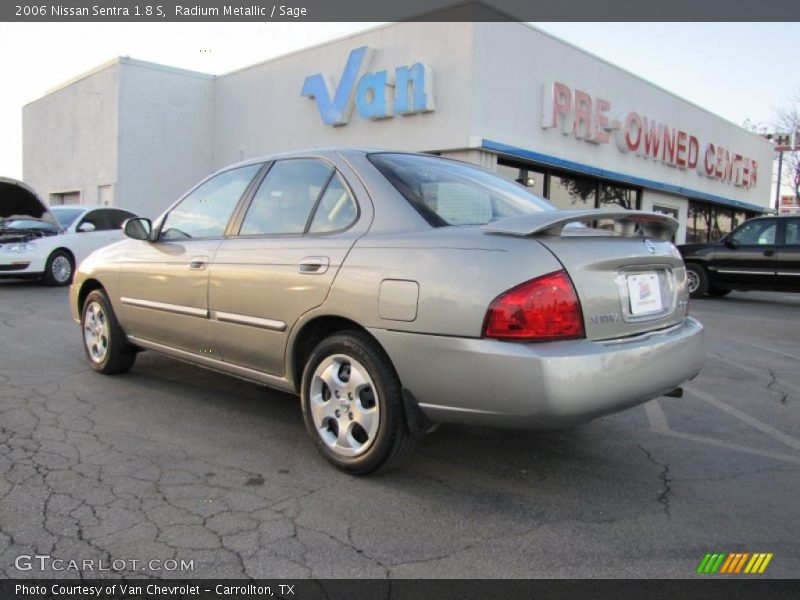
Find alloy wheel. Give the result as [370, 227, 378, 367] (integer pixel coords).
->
[52, 255, 72, 284]
[686, 269, 699, 294]
[83, 301, 110, 363]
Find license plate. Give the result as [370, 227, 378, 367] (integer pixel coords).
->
[626, 272, 663, 316]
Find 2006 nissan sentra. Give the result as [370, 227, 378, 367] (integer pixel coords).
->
[70, 149, 705, 474]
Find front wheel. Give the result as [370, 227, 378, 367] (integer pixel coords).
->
[82, 290, 136, 375]
[300, 331, 418, 475]
[43, 250, 74, 286]
[685, 263, 709, 298]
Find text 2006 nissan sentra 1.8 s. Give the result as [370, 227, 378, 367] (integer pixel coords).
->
[70, 149, 705, 474]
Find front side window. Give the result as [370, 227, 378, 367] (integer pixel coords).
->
[730, 219, 776, 246]
[78, 210, 112, 231]
[369, 153, 553, 227]
[160, 164, 262, 240]
[106, 209, 137, 229]
[240, 159, 334, 236]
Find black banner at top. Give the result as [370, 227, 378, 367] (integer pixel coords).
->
[3, 0, 800, 22]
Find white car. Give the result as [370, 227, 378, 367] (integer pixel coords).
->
[0, 178, 136, 286]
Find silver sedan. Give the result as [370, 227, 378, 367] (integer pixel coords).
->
[70, 149, 704, 474]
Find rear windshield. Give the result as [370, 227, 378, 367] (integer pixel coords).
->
[368, 153, 554, 226]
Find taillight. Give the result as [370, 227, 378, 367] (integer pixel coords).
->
[483, 270, 585, 342]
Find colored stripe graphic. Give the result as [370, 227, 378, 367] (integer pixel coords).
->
[697, 554, 713, 573]
[709, 554, 726, 573]
[698, 552, 773, 574]
[745, 553, 774, 574]
[734, 553, 749, 573]
[759, 554, 774, 573]
[719, 554, 736, 573]
[720, 553, 743, 573]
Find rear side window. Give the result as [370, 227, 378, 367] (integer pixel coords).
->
[308, 174, 358, 233]
[160, 164, 261, 240]
[368, 153, 553, 227]
[240, 159, 334, 236]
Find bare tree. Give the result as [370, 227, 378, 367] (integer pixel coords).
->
[774, 93, 800, 201]
[744, 90, 800, 204]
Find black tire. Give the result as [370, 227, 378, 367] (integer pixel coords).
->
[81, 289, 136, 375]
[42, 250, 74, 286]
[685, 263, 709, 298]
[300, 330, 418, 475]
[708, 287, 731, 297]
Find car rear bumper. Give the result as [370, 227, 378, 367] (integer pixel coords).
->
[368, 317, 704, 429]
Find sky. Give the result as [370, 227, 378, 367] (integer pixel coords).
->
[0, 22, 798, 181]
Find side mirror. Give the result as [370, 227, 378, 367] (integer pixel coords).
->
[724, 237, 738, 249]
[77, 222, 96, 233]
[123, 217, 153, 241]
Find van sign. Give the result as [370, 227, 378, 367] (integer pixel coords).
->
[301, 46, 435, 126]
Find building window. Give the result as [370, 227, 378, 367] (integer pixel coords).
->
[50, 191, 81, 206]
[599, 183, 637, 210]
[496, 162, 546, 198]
[496, 159, 641, 215]
[687, 200, 757, 243]
[549, 172, 597, 211]
[689, 203, 711, 243]
[711, 207, 734, 241]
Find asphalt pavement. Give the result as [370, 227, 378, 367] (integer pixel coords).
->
[0, 281, 798, 579]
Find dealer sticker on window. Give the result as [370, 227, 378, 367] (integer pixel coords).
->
[627, 272, 663, 316]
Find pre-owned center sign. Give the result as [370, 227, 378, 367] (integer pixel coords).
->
[542, 82, 759, 189]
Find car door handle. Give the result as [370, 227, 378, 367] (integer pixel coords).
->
[298, 256, 330, 274]
[189, 256, 209, 270]
[763, 250, 775, 257]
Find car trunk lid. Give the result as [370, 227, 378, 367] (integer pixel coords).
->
[483, 210, 689, 341]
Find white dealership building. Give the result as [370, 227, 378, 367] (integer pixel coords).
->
[22, 20, 774, 243]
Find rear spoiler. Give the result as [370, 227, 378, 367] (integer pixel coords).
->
[482, 209, 679, 241]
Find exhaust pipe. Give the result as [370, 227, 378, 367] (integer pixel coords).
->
[663, 387, 683, 398]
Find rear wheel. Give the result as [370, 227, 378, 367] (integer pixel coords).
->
[685, 263, 708, 298]
[81, 290, 136, 374]
[43, 250, 74, 286]
[300, 331, 418, 475]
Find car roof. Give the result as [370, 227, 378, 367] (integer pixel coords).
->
[50, 205, 135, 211]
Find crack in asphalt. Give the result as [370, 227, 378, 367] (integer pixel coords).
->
[637, 445, 673, 517]
[0, 372, 335, 579]
[767, 369, 790, 405]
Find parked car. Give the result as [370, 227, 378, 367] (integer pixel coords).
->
[679, 215, 800, 298]
[70, 150, 704, 474]
[0, 179, 136, 286]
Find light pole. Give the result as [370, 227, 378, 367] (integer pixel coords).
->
[764, 131, 798, 213]
[775, 150, 783, 212]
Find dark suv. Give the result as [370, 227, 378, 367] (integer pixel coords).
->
[678, 215, 800, 298]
